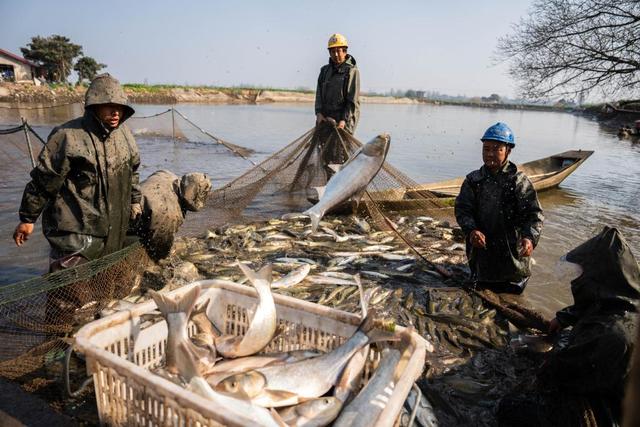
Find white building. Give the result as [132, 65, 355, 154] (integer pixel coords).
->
[0, 49, 40, 83]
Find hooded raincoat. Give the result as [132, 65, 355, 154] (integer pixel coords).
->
[18, 74, 140, 260]
[545, 227, 640, 424]
[498, 227, 640, 426]
[135, 170, 211, 261]
[455, 161, 544, 291]
[315, 54, 360, 134]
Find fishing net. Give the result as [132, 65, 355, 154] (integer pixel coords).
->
[127, 108, 255, 159]
[0, 242, 149, 380]
[196, 122, 452, 230]
[0, 107, 453, 422]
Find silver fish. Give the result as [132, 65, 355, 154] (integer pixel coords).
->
[149, 287, 217, 376]
[215, 264, 277, 358]
[175, 343, 282, 427]
[272, 264, 312, 289]
[278, 396, 343, 427]
[303, 134, 390, 231]
[333, 348, 402, 427]
[215, 311, 391, 407]
[334, 275, 369, 403]
[306, 275, 358, 286]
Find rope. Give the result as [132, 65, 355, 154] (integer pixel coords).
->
[0, 125, 25, 135]
[132, 108, 173, 119]
[172, 108, 258, 166]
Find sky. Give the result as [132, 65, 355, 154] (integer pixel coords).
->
[0, 0, 534, 98]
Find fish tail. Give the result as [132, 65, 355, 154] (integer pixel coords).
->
[308, 211, 321, 232]
[149, 287, 200, 317]
[238, 262, 273, 291]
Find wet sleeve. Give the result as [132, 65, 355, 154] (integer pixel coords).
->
[18, 130, 71, 223]
[455, 178, 477, 236]
[516, 175, 544, 247]
[128, 133, 142, 204]
[342, 67, 360, 124]
[539, 323, 629, 394]
[314, 69, 323, 115]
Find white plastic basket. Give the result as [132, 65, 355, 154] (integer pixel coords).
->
[75, 280, 429, 426]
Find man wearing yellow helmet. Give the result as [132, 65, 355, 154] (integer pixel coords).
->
[315, 33, 360, 134]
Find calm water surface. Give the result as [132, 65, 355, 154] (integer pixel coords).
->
[1, 102, 638, 316]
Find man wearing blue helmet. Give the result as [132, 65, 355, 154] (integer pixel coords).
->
[454, 122, 544, 294]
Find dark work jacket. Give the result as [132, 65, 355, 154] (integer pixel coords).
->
[454, 161, 543, 283]
[315, 54, 360, 134]
[541, 227, 640, 425]
[19, 111, 141, 258]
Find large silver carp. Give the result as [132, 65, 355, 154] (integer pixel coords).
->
[304, 134, 390, 231]
[215, 263, 277, 358]
[214, 311, 396, 407]
[149, 287, 217, 376]
[176, 342, 283, 427]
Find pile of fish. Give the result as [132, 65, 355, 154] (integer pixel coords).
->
[143, 260, 422, 427]
[147, 213, 546, 426]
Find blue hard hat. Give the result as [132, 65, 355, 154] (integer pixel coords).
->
[481, 122, 515, 147]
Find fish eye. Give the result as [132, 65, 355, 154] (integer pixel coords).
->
[324, 398, 330, 404]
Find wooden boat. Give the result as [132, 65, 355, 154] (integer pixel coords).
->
[406, 149, 593, 198]
[309, 150, 593, 214]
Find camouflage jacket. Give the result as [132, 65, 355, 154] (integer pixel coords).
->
[454, 161, 544, 283]
[19, 111, 141, 256]
[315, 55, 360, 134]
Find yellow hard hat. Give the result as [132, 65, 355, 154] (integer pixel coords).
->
[328, 33, 348, 49]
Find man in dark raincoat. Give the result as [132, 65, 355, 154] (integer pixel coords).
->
[134, 170, 211, 261]
[315, 33, 360, 135]
[498, 226, 640, 426]
[455, 122, 544, 294]
[13, 73, 141, 271]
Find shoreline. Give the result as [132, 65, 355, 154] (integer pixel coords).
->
[0, 82, 577, 113]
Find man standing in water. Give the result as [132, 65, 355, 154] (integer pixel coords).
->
[454, 122, 543, 294]
[315, 33, 360, 134]
[13, 73, 141, 272]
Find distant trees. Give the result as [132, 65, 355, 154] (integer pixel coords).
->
[498, 0, 640, 99]
[74, 56, 105, 84]
[20, 35, 106, 83]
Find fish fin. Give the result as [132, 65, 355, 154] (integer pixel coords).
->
[313, 186, 326, 199]
[327, 164, 341, 173]
[149, 287, 200, 317]
[148, 289, 177, 315]
[238, 262, 273, 290]
[308, 211, 322, 233]
[270, 408, 289, 427]
[351, 189, 366, 208]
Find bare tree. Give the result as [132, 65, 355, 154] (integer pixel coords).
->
[497, 0, 640, 99]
